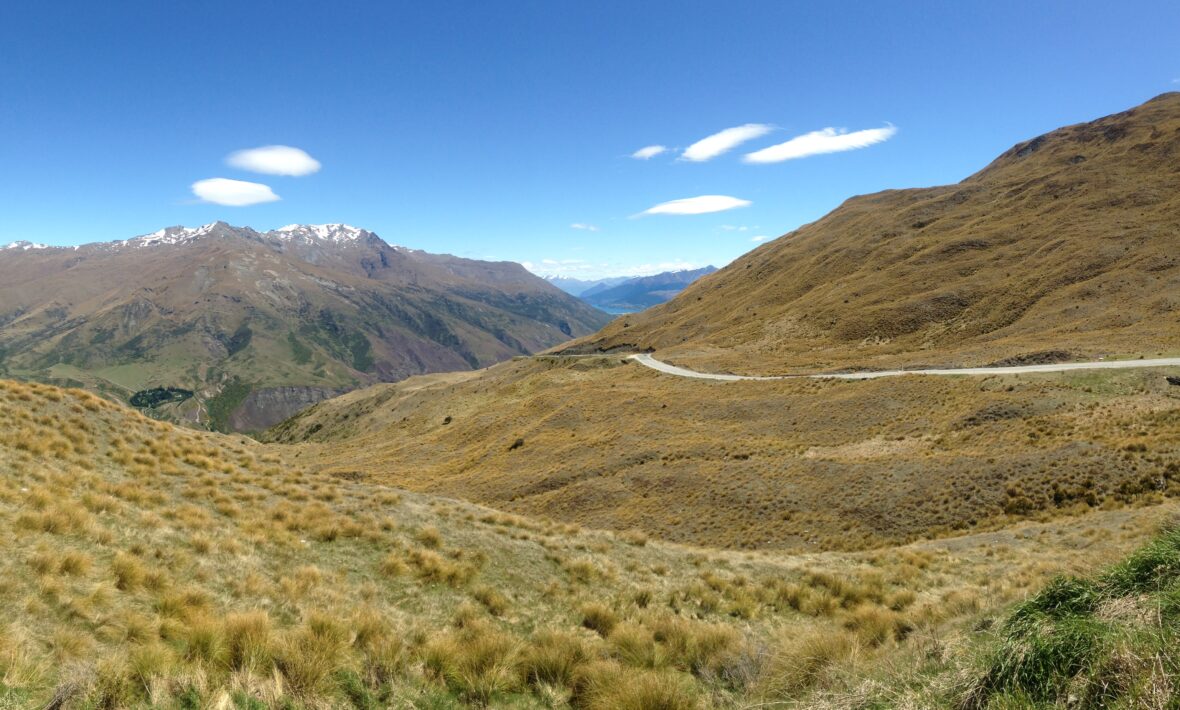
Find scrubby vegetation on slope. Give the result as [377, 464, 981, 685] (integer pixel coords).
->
[0, 377, 1166, 708]
[269, 355, 1180, 551]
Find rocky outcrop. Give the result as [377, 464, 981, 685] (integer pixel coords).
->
[228, 386, 344, 432]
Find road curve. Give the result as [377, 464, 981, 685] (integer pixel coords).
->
[629, 353, 1180, 381]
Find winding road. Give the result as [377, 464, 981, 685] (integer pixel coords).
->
[629, 352, 1180, 381]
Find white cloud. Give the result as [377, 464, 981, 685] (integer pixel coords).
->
[638, 195, 751, 217]
[570, 223, 599, 232]
[521, 258, 700, 279]
[681, 123, 773, 162]
[612, 260, 700, 277]
[744, 125, 896, 164]
[720, 225, 749, 232]
[631, 145, 668, 160]
[227, 145, 321, 176]
[191, 178, 280, 206]
[751, 235, 770, 243]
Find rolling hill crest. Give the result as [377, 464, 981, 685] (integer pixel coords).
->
[571, 93, 1180, 373]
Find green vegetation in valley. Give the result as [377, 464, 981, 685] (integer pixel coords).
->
[205, 377, 251, 432]
[287, 331, 312, 365]
[128, 386, 193, 409]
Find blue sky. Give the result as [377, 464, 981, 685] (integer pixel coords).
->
[2, 1, 1177, 278]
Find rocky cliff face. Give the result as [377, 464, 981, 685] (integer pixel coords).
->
[227, 386, 345, 433]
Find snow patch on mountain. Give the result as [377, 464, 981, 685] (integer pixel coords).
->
[271, 224, 369, 243]
[2, 241, 50, 251]
[129, 223, 222, 247]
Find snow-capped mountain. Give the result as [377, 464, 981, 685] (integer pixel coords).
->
[3, 222, 397, 251]
[0, 222, 611, 432]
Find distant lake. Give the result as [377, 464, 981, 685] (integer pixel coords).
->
[595, 305, 638, 315]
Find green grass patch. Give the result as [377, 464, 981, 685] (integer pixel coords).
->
[206, 377, 252, 432]
[964, 527, 1180, 709]
[287, 331, 313, 365]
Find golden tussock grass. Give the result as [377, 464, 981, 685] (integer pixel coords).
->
[0, 377, 1172, 708]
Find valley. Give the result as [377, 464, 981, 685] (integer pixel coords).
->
[269, 353, 1180, 552]
[2, 75, 1180, 710]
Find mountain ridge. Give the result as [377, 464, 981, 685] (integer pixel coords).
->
[566, 92, 1180, 372]
[582, 266, 718, 312]
[0, 222, 610, 431]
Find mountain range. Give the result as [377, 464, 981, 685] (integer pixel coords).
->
[543, 275, 629, 297]
[580, 266, 718, 312]
[0, 222, 609, 430]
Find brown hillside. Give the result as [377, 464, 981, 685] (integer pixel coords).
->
[0, 376, 1171, 707]
[269, 355, 1180, 552]
[572, 93, 1180, 374]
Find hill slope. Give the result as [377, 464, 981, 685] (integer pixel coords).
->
[0, 377, 1168, 708]
[571, 93, 1180, 373]
[0, 223, 609, 430]
[268, 354, 1180, 551]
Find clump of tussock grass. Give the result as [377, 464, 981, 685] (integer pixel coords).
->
[580, 602, 619, 636]
[224, 610, 273, 672]
[572, 661, 701, 710]
[406, 547, 477, 587]
[472, 584, 510, 616]
[755, 628, 862, 700]
[422, 620, 521, 704]
[521, 629, 593, 688]
[962, 526, 1180, 709]
[110, 552, 147, 591]
[274, 611, 351, 696]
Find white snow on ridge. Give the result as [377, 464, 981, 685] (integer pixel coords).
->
[272, 224, 368, 243]
[4, 222, 390, 253]
[127, 222, 222, 247]
[2, 240, 50, 250]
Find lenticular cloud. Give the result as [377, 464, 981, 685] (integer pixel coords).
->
[681, 124, 773, 162]
[226, 145, 321, 176]
[191, 178, 281, 206]
[744, 125, 896, 163]
[639, 195, 751, 216]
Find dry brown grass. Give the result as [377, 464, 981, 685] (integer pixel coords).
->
[269, 354, 1180, 552]
[0, 377, 1172, 708]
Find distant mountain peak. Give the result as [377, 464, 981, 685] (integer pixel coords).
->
[112, 222, 387, 250]
[131, 222, 228, 247]
[2, 240, 49, 251]
[271, 223, 371, 243]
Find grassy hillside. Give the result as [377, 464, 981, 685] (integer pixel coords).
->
[570, 93, 1180, 375]
[267, 355, 1180, 551]
[0, 377, 1171, 708]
